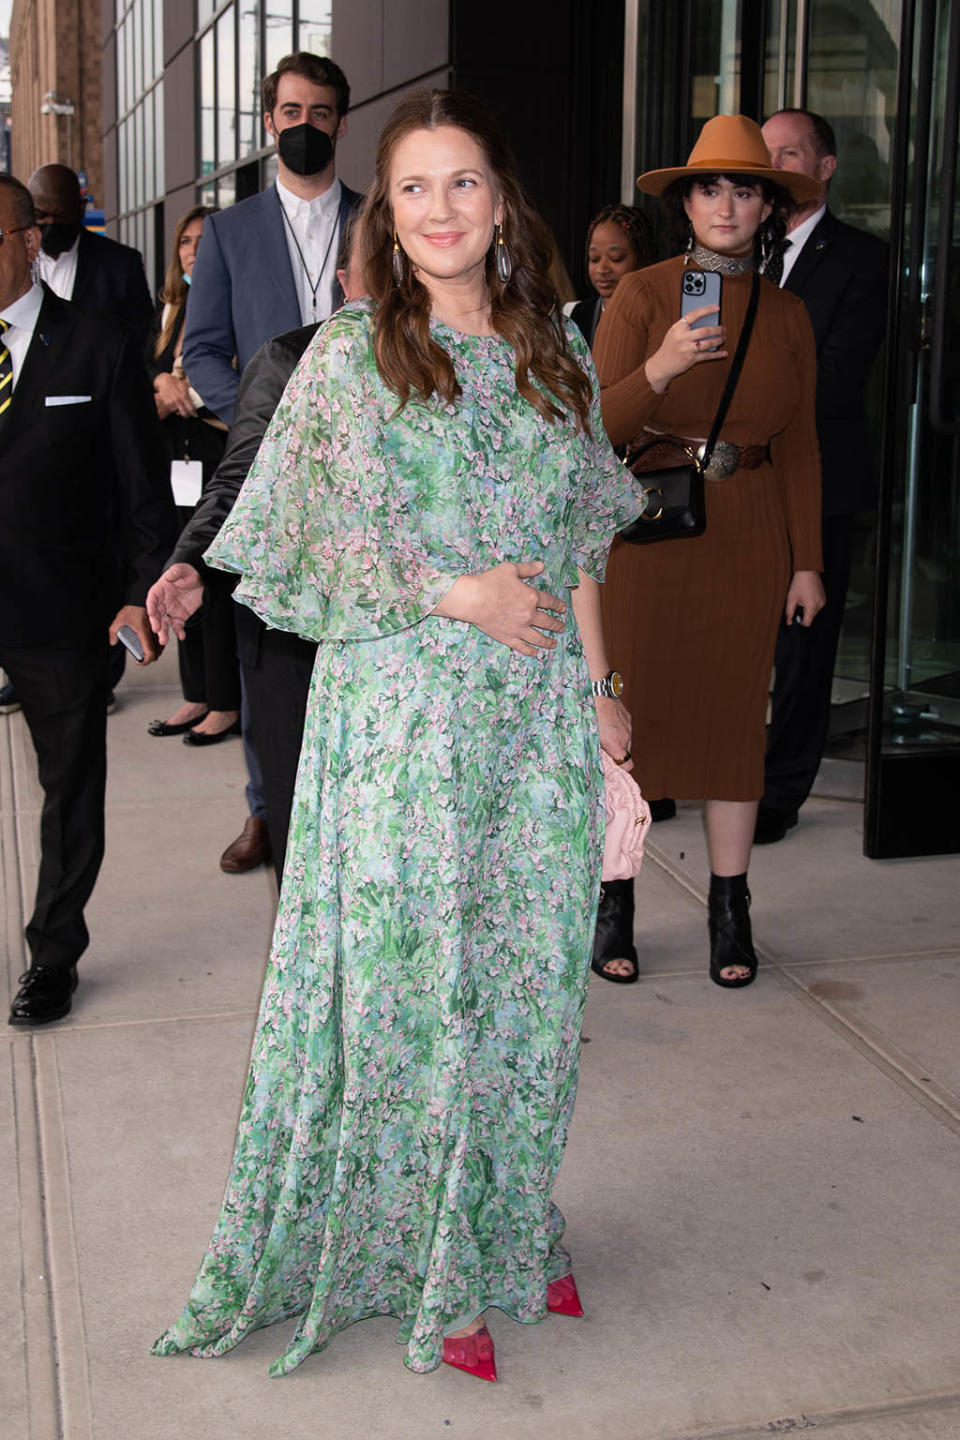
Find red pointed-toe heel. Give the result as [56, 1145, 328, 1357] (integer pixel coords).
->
[442, 1324, 497, 1382]
[547, 1273, 584, 1317]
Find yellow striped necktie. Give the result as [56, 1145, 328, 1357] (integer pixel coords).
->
[0, 319, 12, 417]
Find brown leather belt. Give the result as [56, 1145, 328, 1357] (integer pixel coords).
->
[631, 429, 770, 481]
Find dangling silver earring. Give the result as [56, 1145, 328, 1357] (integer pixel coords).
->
[683, 224, 695, 267]
[495, 223, 512, 284]
[759, 228, 770, 271]
[392, 231, 404, 285]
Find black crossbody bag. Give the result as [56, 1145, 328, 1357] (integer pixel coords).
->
[618, 269, 761, 545]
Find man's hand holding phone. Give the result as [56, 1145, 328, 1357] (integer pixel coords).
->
[109, 605, 159, 664]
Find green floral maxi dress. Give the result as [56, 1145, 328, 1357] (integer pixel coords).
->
[153, 304, 640, 1376]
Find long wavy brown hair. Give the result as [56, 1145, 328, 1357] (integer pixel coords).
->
[154, 205, 218, 360]
[358, 88, 593, 433]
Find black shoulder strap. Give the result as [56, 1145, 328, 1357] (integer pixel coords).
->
[700, 270, 761, 470]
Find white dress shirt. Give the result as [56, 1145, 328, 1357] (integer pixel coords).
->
[276, 177, 342, 324]
[779, 203, 827, 287]
[36, 232, 81, 300]
[0, 281, 45, 389]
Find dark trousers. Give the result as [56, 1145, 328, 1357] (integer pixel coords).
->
[178, 568, 242, 712]
[241, 626, 317, 885]
[0, 635, 110, 971]
[763, 514, 856, 816]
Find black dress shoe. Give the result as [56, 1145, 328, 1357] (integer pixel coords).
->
[753, 807, 799, 845]
[148, 711, 209, 736]
[649, 798, 677, 823]
[9, 963, 79, 1026]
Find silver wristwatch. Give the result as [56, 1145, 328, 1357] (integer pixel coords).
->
[591, 671, 624, 699]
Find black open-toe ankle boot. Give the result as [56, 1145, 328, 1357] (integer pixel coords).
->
[591, 878, 639, 984]
[708, 873, 758, 988]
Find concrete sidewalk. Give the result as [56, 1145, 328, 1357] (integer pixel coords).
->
[3, 649, 959, 1440]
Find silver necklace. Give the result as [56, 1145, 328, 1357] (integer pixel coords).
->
[690, 243, 754, 275]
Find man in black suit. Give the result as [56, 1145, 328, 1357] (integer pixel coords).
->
[146, 238, 363, 885]
[28, 164, 154, 348]
[0, 174, 176, 1026]
[756, 109, 888, 843]
[0, 165, 158, 718]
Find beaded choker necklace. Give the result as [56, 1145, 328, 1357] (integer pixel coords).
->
[689, 243, 754, 275]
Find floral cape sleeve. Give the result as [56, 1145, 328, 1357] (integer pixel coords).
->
[204, 307, 459, 642]
[563, 320, 646, 583]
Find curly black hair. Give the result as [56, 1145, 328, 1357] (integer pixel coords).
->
[660, 173, 792, 266]
[584, 204, 656, 274]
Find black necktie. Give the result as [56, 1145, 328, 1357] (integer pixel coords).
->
[764, 237, 792, 287]
[0, 320, 12, 417]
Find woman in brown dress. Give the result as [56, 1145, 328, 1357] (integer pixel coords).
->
[592, 115, 825, 987]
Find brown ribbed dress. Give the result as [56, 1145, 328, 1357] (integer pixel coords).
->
[593, 256, 822, 801]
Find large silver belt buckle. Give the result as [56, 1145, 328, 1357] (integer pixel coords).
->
[698, 440, 739, 480]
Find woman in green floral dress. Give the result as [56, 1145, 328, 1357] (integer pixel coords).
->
[153, 88, 642, 1381]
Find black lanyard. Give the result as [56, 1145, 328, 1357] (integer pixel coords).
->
[280, 201, 339, 318]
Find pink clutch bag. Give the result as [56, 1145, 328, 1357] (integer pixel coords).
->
[601, 749, 652, 881]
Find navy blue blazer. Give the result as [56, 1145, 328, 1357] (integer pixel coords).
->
[182, 181, 363, 425]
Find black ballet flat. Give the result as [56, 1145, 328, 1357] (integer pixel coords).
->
[148, 712, 209, 736]
[182, 719, 242, 747]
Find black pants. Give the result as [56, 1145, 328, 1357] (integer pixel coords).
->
[241, 627, 318, 886]
[178, 567, 242, 712]
[0, 635, 110, 972]
[763, 514, 855, 816]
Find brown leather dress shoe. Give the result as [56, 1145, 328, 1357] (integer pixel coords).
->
[219, 816, 272, 873]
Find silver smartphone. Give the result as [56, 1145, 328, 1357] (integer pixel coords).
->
[680, 269, 722, 327]
[116, 624, 145, 662]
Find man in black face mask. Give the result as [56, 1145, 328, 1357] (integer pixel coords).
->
[181, 52, 362, 878]
[28, 165, 154, 350]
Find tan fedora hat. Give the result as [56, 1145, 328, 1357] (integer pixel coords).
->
[637, 114, 821, 204]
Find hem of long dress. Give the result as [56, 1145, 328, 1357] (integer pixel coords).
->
[152, 1294, 559, 1377]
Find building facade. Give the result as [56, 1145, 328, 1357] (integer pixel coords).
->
[9, 0, 103, 200]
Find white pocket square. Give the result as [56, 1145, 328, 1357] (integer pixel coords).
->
[45, 395, 93, 407]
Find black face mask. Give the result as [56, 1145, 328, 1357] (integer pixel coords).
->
[277, 124, 334, 178]
[40, 221, 82, 258]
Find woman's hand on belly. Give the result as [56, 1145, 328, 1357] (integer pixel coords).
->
[596, 696, 634, 772]
[431, 560, 567, 657]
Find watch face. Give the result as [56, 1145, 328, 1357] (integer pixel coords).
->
[611, 671, 624, 697]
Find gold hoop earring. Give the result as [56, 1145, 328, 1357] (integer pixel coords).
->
[392, 230, 404, 286]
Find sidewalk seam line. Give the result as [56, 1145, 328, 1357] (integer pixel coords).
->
[646, 846, 960, 1133]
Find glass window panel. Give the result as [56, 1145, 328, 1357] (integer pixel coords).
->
[132, 2, 142, 103]
[142, 0, 154, 88]
[200, 180, 217, 209]
[200, 28, 216, 175]
[117, 17, 127, 116]
[238, 0, 260, 156]
[297, 0, 331, 58]
[197, 0, 217, 31]
[217, 170, 237, 210]
[155, 81, 165, 196]
[117, 121, 127, 212]
[143, 89, 155, 201]
[126, 12, 136, 113]
[155, 0, 164, 78]
[133, 105, 143, 208]
[217, 7, 237, 165]
[264, 0, 293, 76]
